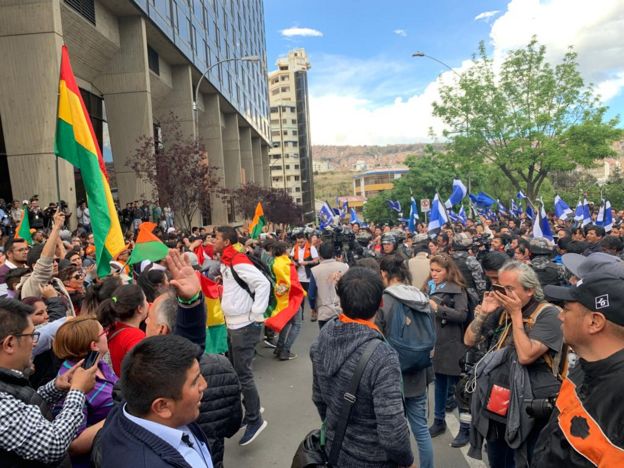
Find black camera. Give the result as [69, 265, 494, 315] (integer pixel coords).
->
[525, 396, 557, 419]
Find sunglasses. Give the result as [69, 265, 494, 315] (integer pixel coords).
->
[71, 274, 84, 280]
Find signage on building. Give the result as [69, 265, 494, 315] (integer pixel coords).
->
[420, 198, 431, 212]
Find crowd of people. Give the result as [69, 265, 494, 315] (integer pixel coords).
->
[1, 194, 624, 468]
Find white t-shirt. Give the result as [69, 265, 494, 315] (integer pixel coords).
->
[294, 245, 319, 283]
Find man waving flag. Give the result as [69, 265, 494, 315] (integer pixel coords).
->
[55, 46, 124, 276]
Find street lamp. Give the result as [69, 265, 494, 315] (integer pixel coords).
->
[412, 51, 460, 77]
[192, 55, 260, 138]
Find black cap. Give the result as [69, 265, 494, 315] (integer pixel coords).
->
[545, 270, 624, 326]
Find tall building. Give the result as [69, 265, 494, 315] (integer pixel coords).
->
[0, 0, 271, 224]
[268, 48, 315, 222]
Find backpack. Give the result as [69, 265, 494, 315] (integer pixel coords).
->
[384, 292, 436, 373]
[229, 252, 277, 314]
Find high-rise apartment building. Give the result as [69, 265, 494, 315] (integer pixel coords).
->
[0, 0, 271, 224]
[268, 49, 315, 222]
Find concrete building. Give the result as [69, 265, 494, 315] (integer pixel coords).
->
[0, 0, 271, 225]
[353, 167, 408, 198]
[268, 48, 315, 222]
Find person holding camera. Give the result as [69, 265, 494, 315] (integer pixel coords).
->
[532, 261, 624, 467]
[0, 299, 98, 467]
[52, 317, 117, 467]
[464, 261, 563, 467]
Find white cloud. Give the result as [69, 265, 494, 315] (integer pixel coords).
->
[394, 29, 407, 37]
[475, 10, 500, 22]
[308, 0, 624, 145]
[489, 0, 624, 98]
[280, 27, 323, 38]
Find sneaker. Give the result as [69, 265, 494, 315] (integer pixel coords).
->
[241, 407, 265, 430]
[450, 426, 470, 448]
[273, 347, 282, 357]
[263, 338, 277, 349]
[239, 420, 268, 446]
[278, 350, 298, 361]
[428, 419, 447, 438]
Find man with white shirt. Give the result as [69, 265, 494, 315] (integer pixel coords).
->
[94, 335, 213, 468]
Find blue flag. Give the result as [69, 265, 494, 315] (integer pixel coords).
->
[517, 191, 527, 200]
[428, 193, 449, 233]
[444, 179, 467, 209]
[525, 203, 535, 220]
[532, 203, 554, 242]
[349, 207, 361, 225]
[469, 192, 496, 208]
[458, 206, 467, 225]
[554, 195, 573, 221]
[318, 202, 334, 229]
[582, 198, 591, 226]
[408, 197, 419, 233]
[596, 200, 613, 232]
[387, 199, 402, 214]
[511, 199, 522, 217]
[497, 200, 508, 217]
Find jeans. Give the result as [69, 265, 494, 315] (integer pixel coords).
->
[276, 309, 302, 353]
[405, 392, 434, 468]
[434, 373, 459, 421]
[228, 322, 263, 426]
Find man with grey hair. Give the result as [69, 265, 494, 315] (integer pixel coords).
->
[464, 260, 563, 467]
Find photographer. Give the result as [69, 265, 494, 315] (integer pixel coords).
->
[464, 261, 563, 467]
[532, 262, 624, 467]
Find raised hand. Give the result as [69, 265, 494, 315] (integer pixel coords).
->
[165, 249, 201, 300]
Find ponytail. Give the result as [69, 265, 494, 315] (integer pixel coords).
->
[96, 283, 145, 328]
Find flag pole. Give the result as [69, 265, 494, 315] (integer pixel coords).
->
[55, 156, 61, 203]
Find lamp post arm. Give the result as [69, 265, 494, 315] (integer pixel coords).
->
[412, 52, 461, 78]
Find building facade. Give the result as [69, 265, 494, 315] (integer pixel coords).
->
[0, 0, 271, 224]
[353, 167, 408, 199]
[268, 48, 315, 222]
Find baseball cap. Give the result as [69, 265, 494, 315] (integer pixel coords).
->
[562, 252, 624, 279]
[544, 269, 624, 326]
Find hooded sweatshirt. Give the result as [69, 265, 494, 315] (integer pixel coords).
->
[377, 284, 434, 398]
[310, 319, 414, 468]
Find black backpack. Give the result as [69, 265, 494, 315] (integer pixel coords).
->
[230, 252, 277, 315]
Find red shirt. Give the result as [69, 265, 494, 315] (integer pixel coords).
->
[107, 322, 145, 376]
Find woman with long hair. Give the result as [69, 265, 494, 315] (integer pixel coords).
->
[96, 284, 148, 375]
[52, 317, 117, 467]
[427, 253, 471, 447]
[378, 255, 434, 468]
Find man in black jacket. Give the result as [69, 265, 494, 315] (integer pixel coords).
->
[533, 264, 624, 466]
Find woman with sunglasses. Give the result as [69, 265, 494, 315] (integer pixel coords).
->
[52, 316, 117, 467]
[59, 265, 86, 313]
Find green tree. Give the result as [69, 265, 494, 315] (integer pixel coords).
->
[433, 38, 621, 203]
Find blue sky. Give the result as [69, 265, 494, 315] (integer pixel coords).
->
[264, 0, 624, 145]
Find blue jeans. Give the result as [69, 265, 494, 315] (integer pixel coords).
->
[405, 392, 434, 468]
[434, 373, 459, 421]
[276, 309, 302, 353]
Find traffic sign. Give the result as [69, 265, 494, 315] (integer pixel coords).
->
[420, 198, 431, 212]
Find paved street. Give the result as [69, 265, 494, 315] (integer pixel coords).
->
[224, 312, 487, 468]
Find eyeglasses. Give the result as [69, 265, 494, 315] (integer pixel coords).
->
[97, 329, 107, 338]
[71, 274, 84, 280]
[13, 332, 40, 344]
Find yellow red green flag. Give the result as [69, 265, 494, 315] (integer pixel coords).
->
[54, 45, 125, 277]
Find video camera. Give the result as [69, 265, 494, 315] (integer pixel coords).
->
[525, 396, 557, 419]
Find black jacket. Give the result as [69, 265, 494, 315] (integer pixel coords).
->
[196, 354, 242, 465]
[532, 348, 624, 467]
[92, 405, 209, 468]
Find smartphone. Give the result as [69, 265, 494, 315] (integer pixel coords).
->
[82, 350, 100, 369]
[491, 284, 507, 296]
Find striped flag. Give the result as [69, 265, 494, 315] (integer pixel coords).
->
[264, 255, 305, 332]
[14, 205, 32, 244]
[199, 274, 228, 354]
[249, 202, 266, 239]
[127, 222, 169, 265]
[55, 46, 124, 277]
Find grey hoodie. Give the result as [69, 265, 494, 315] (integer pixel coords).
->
[310, 319, 414, 468]
[377, 284, 434, 398]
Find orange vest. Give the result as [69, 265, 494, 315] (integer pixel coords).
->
[556, 377, 624, 467]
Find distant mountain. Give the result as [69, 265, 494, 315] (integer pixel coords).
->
[311, 144, 433, 171]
